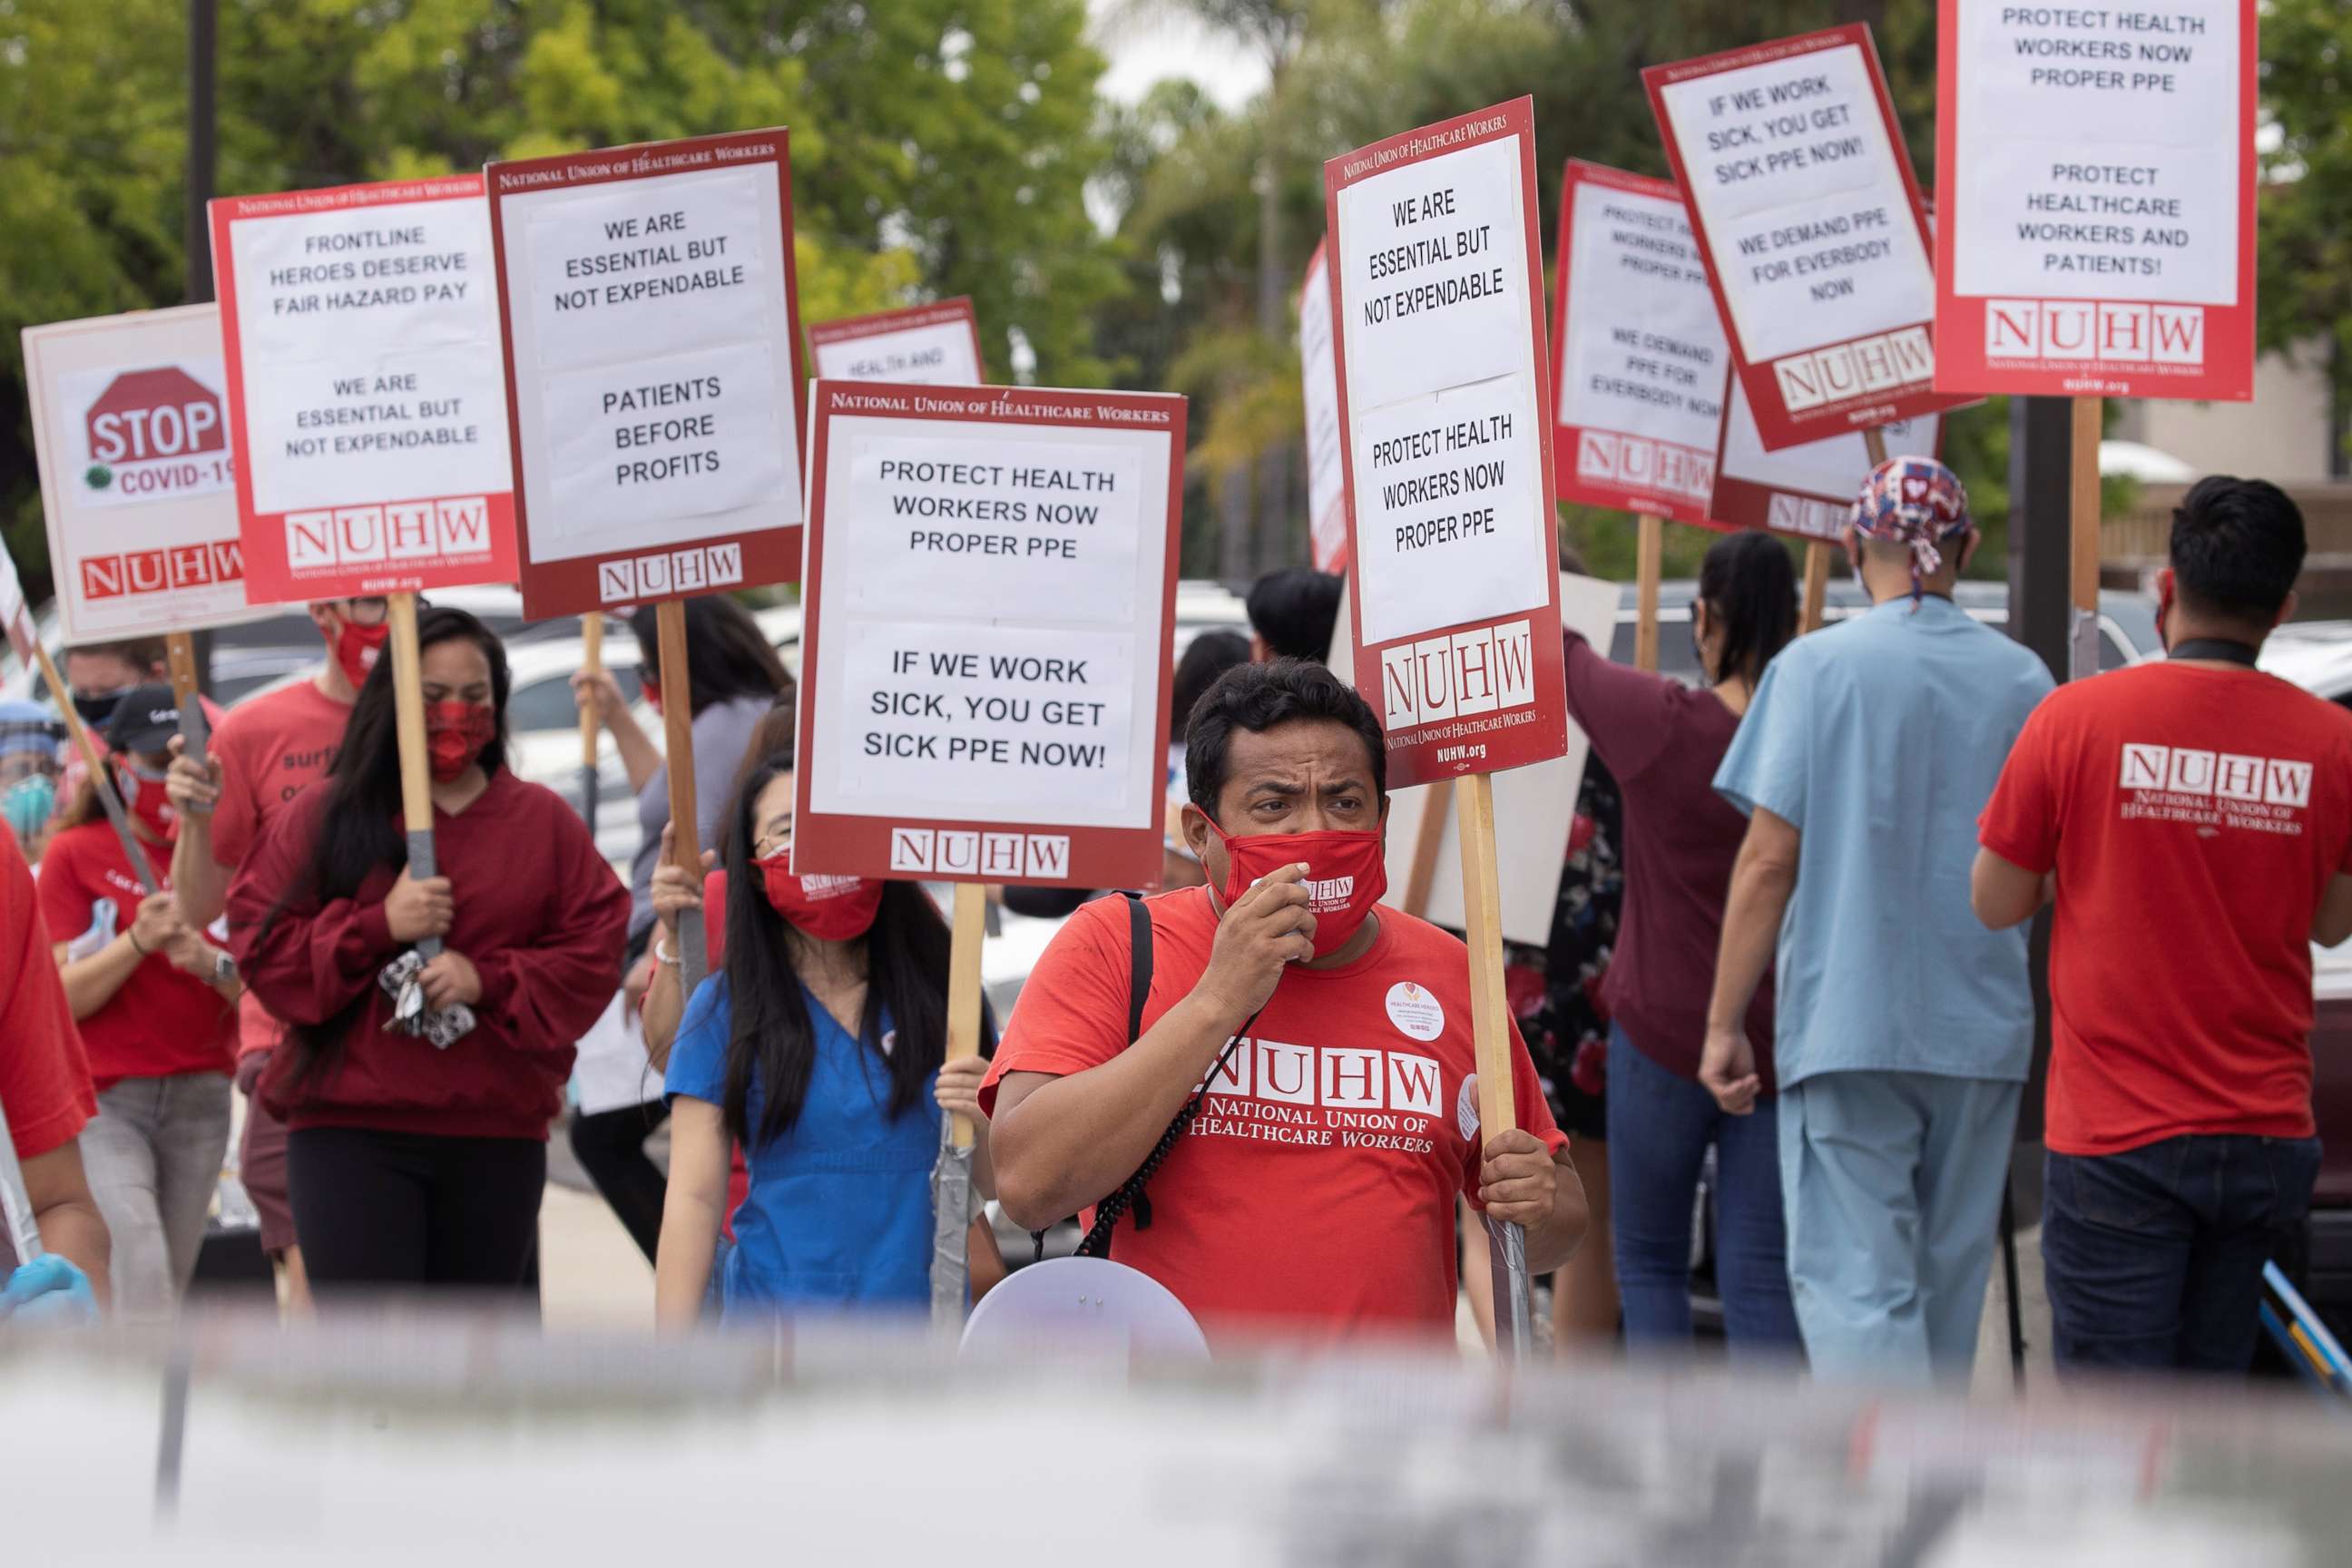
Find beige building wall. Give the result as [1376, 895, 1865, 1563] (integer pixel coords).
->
[2112, 339, 2338, 483]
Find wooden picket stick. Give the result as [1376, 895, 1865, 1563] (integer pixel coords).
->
[945, 883, 987, 1147]
[1401, 780, 1454, 918]
[1455, 769, 1532, 1358]
[576, 613, 603, 828]
[165, 632, 208, 771]
[386, 593, 441, 958]
[2070, 396, 2104, 681]
[655, 600, 706, 995]
[1803, 425, 1893, 633]
[1633, 512, 1663, 673]
[34, 642, 155, 894]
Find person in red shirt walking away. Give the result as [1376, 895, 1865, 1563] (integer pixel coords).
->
[230, 607, 629, 1303]
[1564, 532, 1801, 1357]
[985, 660, 1587, 1346]
[168, 596, 387, 1312]
[0, 820, 110, 1322]
[1975, 475, 2352, 1373]
[39, 688, 240, 1322]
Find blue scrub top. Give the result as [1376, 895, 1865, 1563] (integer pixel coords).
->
[667, 975, 948, 1318]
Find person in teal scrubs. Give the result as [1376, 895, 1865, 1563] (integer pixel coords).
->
[653, 748, 995, 1324]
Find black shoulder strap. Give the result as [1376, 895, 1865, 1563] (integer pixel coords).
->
[1033, 893, 1155, 1266]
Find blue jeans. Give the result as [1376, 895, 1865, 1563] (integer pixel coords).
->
[2043, 1134, 2321, 1374]
[1605, 1025, 1800, 1357]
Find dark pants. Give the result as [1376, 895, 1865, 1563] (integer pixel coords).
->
[1605, 1024, 1801, 1356]
[2043, 1134, 2321, 1373]
[289, 1127, 545, 1300]
[568, 1101, 671, 1265]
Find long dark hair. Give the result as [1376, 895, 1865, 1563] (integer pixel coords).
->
[260, 606, 511, 1089]
[718, 750, 951, 1148]
[1696, 532, 1798, 687]
[631, 596, 791, 719]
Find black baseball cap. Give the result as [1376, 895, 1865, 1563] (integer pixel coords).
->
[103, 683, 180, 755]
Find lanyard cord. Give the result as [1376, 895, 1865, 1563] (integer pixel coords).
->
[1073, 1002, 1267, 1259]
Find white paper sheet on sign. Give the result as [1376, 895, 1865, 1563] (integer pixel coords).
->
[1331, 571, 1617, 946]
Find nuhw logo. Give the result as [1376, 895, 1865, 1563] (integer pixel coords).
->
[1985, 301, 2204, 366]
[889, 827, 1070, 879]
[286, 497, 493, 569]
[1301, 875, 1354, 913]
[1380, 618, 1536, 731]
[2120, 743, 2310, 807]
[1770, 328, 1933, 413]
[82, 539, 245, 601]
[1204, 1039, 1445, 1116]
[597, 544, 745, 603]
[1575, 431, 1713, 504]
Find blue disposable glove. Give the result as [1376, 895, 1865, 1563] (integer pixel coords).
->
[0, 1254, 98, 1326]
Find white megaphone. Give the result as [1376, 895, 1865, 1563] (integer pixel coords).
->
[958, 1256, 1210, 1362]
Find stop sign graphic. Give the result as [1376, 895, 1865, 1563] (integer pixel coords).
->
[85, 367, 225, 467]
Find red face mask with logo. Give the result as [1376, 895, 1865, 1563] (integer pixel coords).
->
[1210, 822, 1387, 958]
[756, 851, 885, 940]
[117, 763, 177, 843]
[330, 616, 390, 691]
[426, 701, 495, 783]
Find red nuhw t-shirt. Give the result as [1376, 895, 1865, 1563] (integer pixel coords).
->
[980, 887, 1567, 1343]
[1, 824, 95, 1164]
[206, 678, 351, 1060]
[35, 821, 237, 1091]
[1978, 662, 2352, 1156]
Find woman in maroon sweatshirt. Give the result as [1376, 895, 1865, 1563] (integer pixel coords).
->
[230, 606, 629, 1298]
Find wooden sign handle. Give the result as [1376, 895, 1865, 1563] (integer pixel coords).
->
[655, 599, 708, 992]
[1455, 769, 1532, 1357]
[35, 642, 155, 893]
[388, 593, 432, 837]
[1633, 512, 1663, 673]
[579, 613, 603, 771]
[1800, 542, 1831, 634]
[2070, 396, 2104, 681]
[945, 881, 987, 1149]
[165, 632, 208, 769]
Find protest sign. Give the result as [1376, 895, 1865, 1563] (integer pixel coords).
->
[1551, 162, 1727, 526]
[485, 130, 807, 618]
[1298, 240, 1349, 573]
[1933, 0, 2255, 401]
[210, 175, 516, 603]
[1646, 26, 1968, 450]
[1710, 374, 1941, 542]
[1324, 98, 1565, 1359]
[21, 306, 260, 642]
[1322, 97, 1568, 792]
[808, 299, 985, 386]
[792, 380, 1184, 893]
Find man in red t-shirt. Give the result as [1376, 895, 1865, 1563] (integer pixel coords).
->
[985, 660, 1586, 1345]
[165, 597, 384, 1308]
[0, 821, 109, 1319]
[1975, 476, 2352, 1374]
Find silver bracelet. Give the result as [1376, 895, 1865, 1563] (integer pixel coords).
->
[652, 935, 680, 968]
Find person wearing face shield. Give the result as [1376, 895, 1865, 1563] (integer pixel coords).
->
[163, 596, 387, 1312]
[36, 687, 240, 1321]
[984, 659, 1588, 1345]
[0, 700, 66, 857]
[226, 608, 628, 1301]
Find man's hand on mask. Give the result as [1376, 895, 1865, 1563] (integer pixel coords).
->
[1198, 860, 1314, 1024]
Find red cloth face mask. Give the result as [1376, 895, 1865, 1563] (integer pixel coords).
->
[757, 852, 885, 940]
[117, 763, 177, 844]
[1210, 822, 1387, 958]
[425, 701, 495, 783]
[331, 616, 389, 691]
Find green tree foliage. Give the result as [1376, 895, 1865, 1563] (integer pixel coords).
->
[2258, 0, 2351, 425]
[0, 0, 1119, 591]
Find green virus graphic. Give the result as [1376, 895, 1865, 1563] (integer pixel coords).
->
[84, 464, 113, 491]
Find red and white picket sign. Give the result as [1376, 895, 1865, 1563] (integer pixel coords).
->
[1646, 25, 1970, 452]
[791, 381, 1184, 890]
[1322, 97, 1569, 789]
[23, 306, 261, 640]
[485, 130, 808, 617]
[1933, 0, 2257, 401]
[1298, 240, 1349, 573]
[1709, 374, 1944, 541]
[1550, 161, 1727, 526]
[210, 175, 518, 603]
[808, 299, 985, 386]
